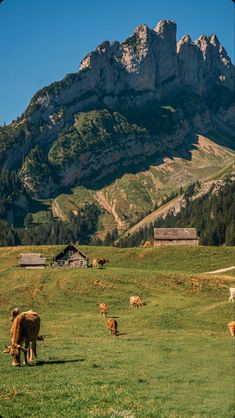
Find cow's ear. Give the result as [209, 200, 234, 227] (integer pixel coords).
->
[20, 346, 28, 353]
[3, 346, 11, 353]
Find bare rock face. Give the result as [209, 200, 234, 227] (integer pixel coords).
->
[177, 35, 204, 92]
[177, 32, 235, 94]
[28, 19, 234, 129]
[153, 20, 178, 85]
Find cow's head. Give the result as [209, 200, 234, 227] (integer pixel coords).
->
[3, 343, 27, 366]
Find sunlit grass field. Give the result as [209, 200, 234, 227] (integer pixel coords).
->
[0, 245, 234, 417]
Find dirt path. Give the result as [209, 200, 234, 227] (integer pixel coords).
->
[125, 195, 184, 235]
[204, 266, 235, 274]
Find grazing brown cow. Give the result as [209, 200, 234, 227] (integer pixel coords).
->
[99, 303, 109, 318]
[92, 258, 109, 268]
[228, 321, 235, 337]
[143, 241, 153, 247]
[129, 296, 145, 308]
[107, 318, 118, 336]
[4, 310, 41, 366]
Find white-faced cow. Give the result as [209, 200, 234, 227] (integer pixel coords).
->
[92, 258, 109, 268]
[99, 303, 109, 318]
[228, 321, 235, 338]
[4, 310, 41, 366]
[229, 288, 235, 303]
[129, 296, 145, 308]
[106, 318, 118, 336]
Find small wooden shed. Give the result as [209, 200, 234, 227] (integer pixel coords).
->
[154, 228, 199, 246]
[19, 253, 47, 269]
[53, 244, 88, 268]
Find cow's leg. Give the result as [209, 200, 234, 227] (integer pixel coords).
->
[28, 345, 33, 362]
[24, 342, 30, 365]
[31, 340, 37, 359]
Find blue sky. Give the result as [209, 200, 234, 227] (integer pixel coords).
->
[0, 0, 234, 125]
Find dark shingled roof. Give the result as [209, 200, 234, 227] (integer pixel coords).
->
[54, 244, 88, 261]
[69, 251, 88, 260]
[154, 228, 198, 240]
[19, 253, 47, 266]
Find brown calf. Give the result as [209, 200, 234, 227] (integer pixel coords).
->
[92, 258, 109, 268]
[99, 303, 109, 318]
[228, 321, 235, 337]
[107, 319, 118, 336]
[129, 296, 145, 308]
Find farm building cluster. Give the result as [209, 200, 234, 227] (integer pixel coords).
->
[19, 244, 88, 269]
[19, 228, 199, 269]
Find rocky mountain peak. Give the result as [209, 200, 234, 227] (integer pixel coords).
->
[209, 33, 220, 47]
[77, 19, 233, 102]
[154, 19, 176, 38]
[20, 18, 235, 139]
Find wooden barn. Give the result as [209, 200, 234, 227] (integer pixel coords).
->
[19, 253, 47, 269]
[154, 228, 199, 246]
[53, 244, 88, 268]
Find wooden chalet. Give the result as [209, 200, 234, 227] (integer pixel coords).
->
[19, 253, 47, 269]
[53, 244, 88, 268]
[154, 228, 199, 246]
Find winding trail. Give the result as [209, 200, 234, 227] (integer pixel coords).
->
[204, 266, 235, 274]
[124, 195, 184, 235]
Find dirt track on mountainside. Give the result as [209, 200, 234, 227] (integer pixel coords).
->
[204, 266, 235, 274]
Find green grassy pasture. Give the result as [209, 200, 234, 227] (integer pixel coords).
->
[0, 246, 234, 417]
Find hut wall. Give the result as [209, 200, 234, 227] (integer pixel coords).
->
[154, 239, 199, 246]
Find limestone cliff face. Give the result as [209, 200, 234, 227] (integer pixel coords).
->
[177, 32, 234, 93]
[27, 19, 234, 124]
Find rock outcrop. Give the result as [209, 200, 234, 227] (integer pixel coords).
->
[26, 19, 234, 124]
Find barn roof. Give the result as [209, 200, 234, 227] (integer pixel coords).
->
[19, 253, 47, 266]
[154, 228, 198, 240]
[69, 251, 88, 260]
[54, 244, 88, 260]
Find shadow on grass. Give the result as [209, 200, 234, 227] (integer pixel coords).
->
[35, 358, 85, 366]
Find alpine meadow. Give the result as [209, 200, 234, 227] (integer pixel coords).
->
[0, 246, 235, 417]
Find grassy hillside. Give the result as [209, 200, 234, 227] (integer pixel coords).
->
[35, 134, 235, 239]
[0, 245, 234, 417]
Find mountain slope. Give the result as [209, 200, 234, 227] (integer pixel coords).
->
[32, 133, 234, 241]
[0, 19, 234, 245]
